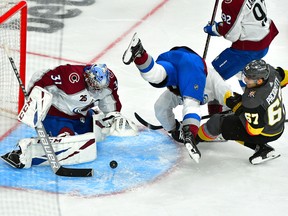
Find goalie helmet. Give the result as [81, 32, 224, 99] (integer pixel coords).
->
[84, 64, 110, 90]
[243, 59, 270, 81]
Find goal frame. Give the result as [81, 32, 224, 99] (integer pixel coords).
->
[0, 0, 27, 114]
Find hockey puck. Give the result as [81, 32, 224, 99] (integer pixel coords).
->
[110, 160, 118, 169]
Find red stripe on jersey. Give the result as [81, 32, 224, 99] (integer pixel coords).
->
[231, 21, 279, 51]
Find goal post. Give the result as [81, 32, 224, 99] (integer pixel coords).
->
[0, 0, 27, 118]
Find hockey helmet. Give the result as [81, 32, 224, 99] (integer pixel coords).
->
[243, 60, 270, 81]
[84, 64, 110, 90]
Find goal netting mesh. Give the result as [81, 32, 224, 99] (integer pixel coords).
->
[0, 1, 62, 216]
[0, 0, 25, 119]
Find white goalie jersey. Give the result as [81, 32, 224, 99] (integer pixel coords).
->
[14, 86, 138, 169]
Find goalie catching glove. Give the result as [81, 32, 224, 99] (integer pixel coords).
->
[93, 111, 138, 142]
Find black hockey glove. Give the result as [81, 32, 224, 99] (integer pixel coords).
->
[276, 67, 287, 88]
[168, 120, 184, 143]
[276, 67, 285, 80]
[225, 92, 243, 116]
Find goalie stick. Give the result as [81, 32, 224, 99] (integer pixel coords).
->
[4, 46, 93, 177]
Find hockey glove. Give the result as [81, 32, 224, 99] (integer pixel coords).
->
[106, 112, 138, 136]
[203, 21, 221, 36]
[225, 92, 243, 116]
[182, 125, 201, 163]
[276, 67, 288, 88]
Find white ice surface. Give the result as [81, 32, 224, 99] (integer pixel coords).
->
[1, 0, 288, 216]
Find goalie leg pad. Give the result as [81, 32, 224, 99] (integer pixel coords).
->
[18, 132, 96, 168]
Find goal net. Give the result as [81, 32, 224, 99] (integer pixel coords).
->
[0, 0, 26, 119]
[0, 1, 61, 216]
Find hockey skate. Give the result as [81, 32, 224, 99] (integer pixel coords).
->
[249, 144, 280, 165]
[122, 32, 145, 65]
[182, 125, 201, 163]
[169, 120, 184, 143]
[1, 149, 24, 169]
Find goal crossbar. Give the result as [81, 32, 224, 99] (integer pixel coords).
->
[0, 1, 27, 114]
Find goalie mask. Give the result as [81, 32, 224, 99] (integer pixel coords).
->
[84, 64, 110, 90]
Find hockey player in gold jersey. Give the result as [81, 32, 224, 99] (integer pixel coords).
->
[197, 60, 288, 164]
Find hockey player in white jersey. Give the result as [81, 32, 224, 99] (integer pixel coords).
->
[123, 33, 234, 163]
[203, 0, 279, 114]
[1, 64, 138, 169]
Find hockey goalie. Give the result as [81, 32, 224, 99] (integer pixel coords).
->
[1, 63, 138, 169]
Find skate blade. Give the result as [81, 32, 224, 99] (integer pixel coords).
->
[204, 134, 227, 142]
[203, 139, 227, 143]
[122, 32, 139, 64]
[251, 152, 281, 165]
[185, 143, 200, 163]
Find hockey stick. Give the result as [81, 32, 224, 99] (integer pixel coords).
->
[4, 45, 93, 177]
[134, 112, 163, 130]
[203, 0, 220, 59]
[135, 110, 233, 130]
[136, 111, 288, 130]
